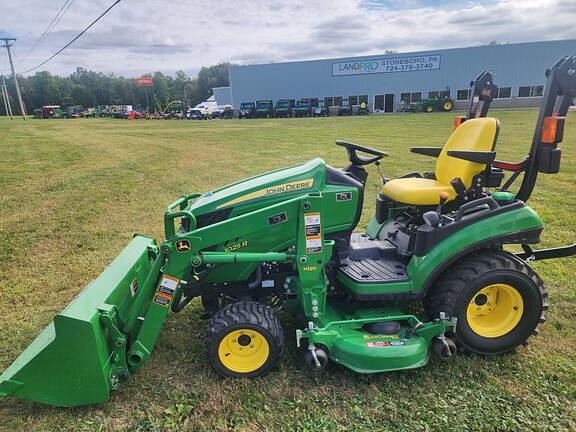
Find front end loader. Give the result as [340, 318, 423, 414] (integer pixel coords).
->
[1, 55, 575, 407]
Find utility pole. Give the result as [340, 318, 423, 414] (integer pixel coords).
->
[1, 36, 27, 120]
[1, 74, 14, 119]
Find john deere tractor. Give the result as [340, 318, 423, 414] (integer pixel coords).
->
[274, 99, 293, 118]
[295, 99, 313, 117]
[1, 55, 574, 407]
[255, 100, 274, 118]
[422, 96, 455, 113]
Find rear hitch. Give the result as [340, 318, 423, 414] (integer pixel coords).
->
[517, 243, 576, 262]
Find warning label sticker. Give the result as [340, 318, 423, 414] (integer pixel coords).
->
[153, 275, 179, 307]
[306, 237, 322, 253]
[367, 340, 406, 348]
[305, 213, 321, 226]
[304, 212, 322, 254]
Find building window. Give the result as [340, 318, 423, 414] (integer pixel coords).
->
[518, 85, 544, 98]
[518, 86, 531, 98]
[456, 89, 471, 101]
[428, 90, 450, 99]
[349, 95, 368, 105]
[495, 87, 512, 99]
[531, 86, 544, 97]
[325, 96, 343, 106]
[309, 98, 319, 107]
[333, 96, 343, 106]
[401, 92, 422, 103]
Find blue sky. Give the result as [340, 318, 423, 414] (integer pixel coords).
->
[1, 0, 575, 77]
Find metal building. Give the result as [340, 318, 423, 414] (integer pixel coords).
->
[212, 86, 232, 106]
[226, 39, 576, 112]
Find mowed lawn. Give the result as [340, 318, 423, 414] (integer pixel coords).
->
[0, 111, 574, 432]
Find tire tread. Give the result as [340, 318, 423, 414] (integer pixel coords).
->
[424, 249, 547, 354]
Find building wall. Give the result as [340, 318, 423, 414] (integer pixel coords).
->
[229, 40, 576, 111]
[212, 86, 232, 106]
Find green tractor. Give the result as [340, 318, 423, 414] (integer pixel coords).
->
[421, 96, 455, 113]
[295, 99, 312, 117]
[274, 99, 293, 118]
[1, 55, 575, 407]
[64, 105, 84, 119]
[255, 100, 274, 118]
[357, 101, 370, 115]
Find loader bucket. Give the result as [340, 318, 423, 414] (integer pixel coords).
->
[0, 235, 158, 407]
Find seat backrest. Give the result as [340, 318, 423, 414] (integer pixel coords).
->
[435, 117, 500, 188]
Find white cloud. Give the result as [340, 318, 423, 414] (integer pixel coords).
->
[0, 0, 574, 77]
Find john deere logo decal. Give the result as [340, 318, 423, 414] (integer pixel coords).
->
[217, 179, 314, 208]
[175, 239, 191, 252]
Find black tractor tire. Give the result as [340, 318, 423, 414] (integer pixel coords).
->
[424, 251, 547, 355]
[424, 105, 434, 113]
[204, 301, 284, 378]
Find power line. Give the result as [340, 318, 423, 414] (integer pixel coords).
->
[20, 0, 122, 75]
[16, 0, 75, 67]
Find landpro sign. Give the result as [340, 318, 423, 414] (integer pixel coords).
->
[332, 54, 441, 76]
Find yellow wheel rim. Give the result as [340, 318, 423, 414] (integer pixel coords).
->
[425, 106, 433, 112]
[218, 329, 270, 373]
[444, 102, 453, 110]
[466, 284, 524, 338]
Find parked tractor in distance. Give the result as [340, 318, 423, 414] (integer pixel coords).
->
[295, 99, 312, 117]
[239, 102, 256, 119]
[400, 96, 455, 114]
[338, 99, 353, 116]
[274, 100, 293, 118]
[255, 100, 274, 118]
[313, 101, 329, 117]
[64, 105, 84, 118]
[357, 101, 370, 115]
[33, 105, 64, 119]
[422, 96, 455, 113]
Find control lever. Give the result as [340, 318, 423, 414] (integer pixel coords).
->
[375, 161, 388, 186]
[450, 177, 467, 197]
[423, 192, 450, 228]
[436, 191, 450, 214]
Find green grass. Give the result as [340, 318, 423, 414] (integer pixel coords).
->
[0, 112, 574, 431]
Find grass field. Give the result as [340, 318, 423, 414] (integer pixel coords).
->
[0, 111, 574, 432]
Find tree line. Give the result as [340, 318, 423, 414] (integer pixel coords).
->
[0, 63, 231, 114]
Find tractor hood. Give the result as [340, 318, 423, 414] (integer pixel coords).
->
[189, 158, 327, 218]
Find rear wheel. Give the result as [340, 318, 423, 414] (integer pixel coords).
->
[205, 301, 284, 377]
[441, 100, 454, 111]
[424, 251, 547, 355]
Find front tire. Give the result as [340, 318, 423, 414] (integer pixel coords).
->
[425, 251, 547, 355]
[205, 301, 284, 377]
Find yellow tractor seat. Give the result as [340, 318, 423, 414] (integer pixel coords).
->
[382, 178, 457, 206]
[382, 117, 500, 206]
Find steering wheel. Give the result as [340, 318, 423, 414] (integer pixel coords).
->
[335, 140, 389, 166]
